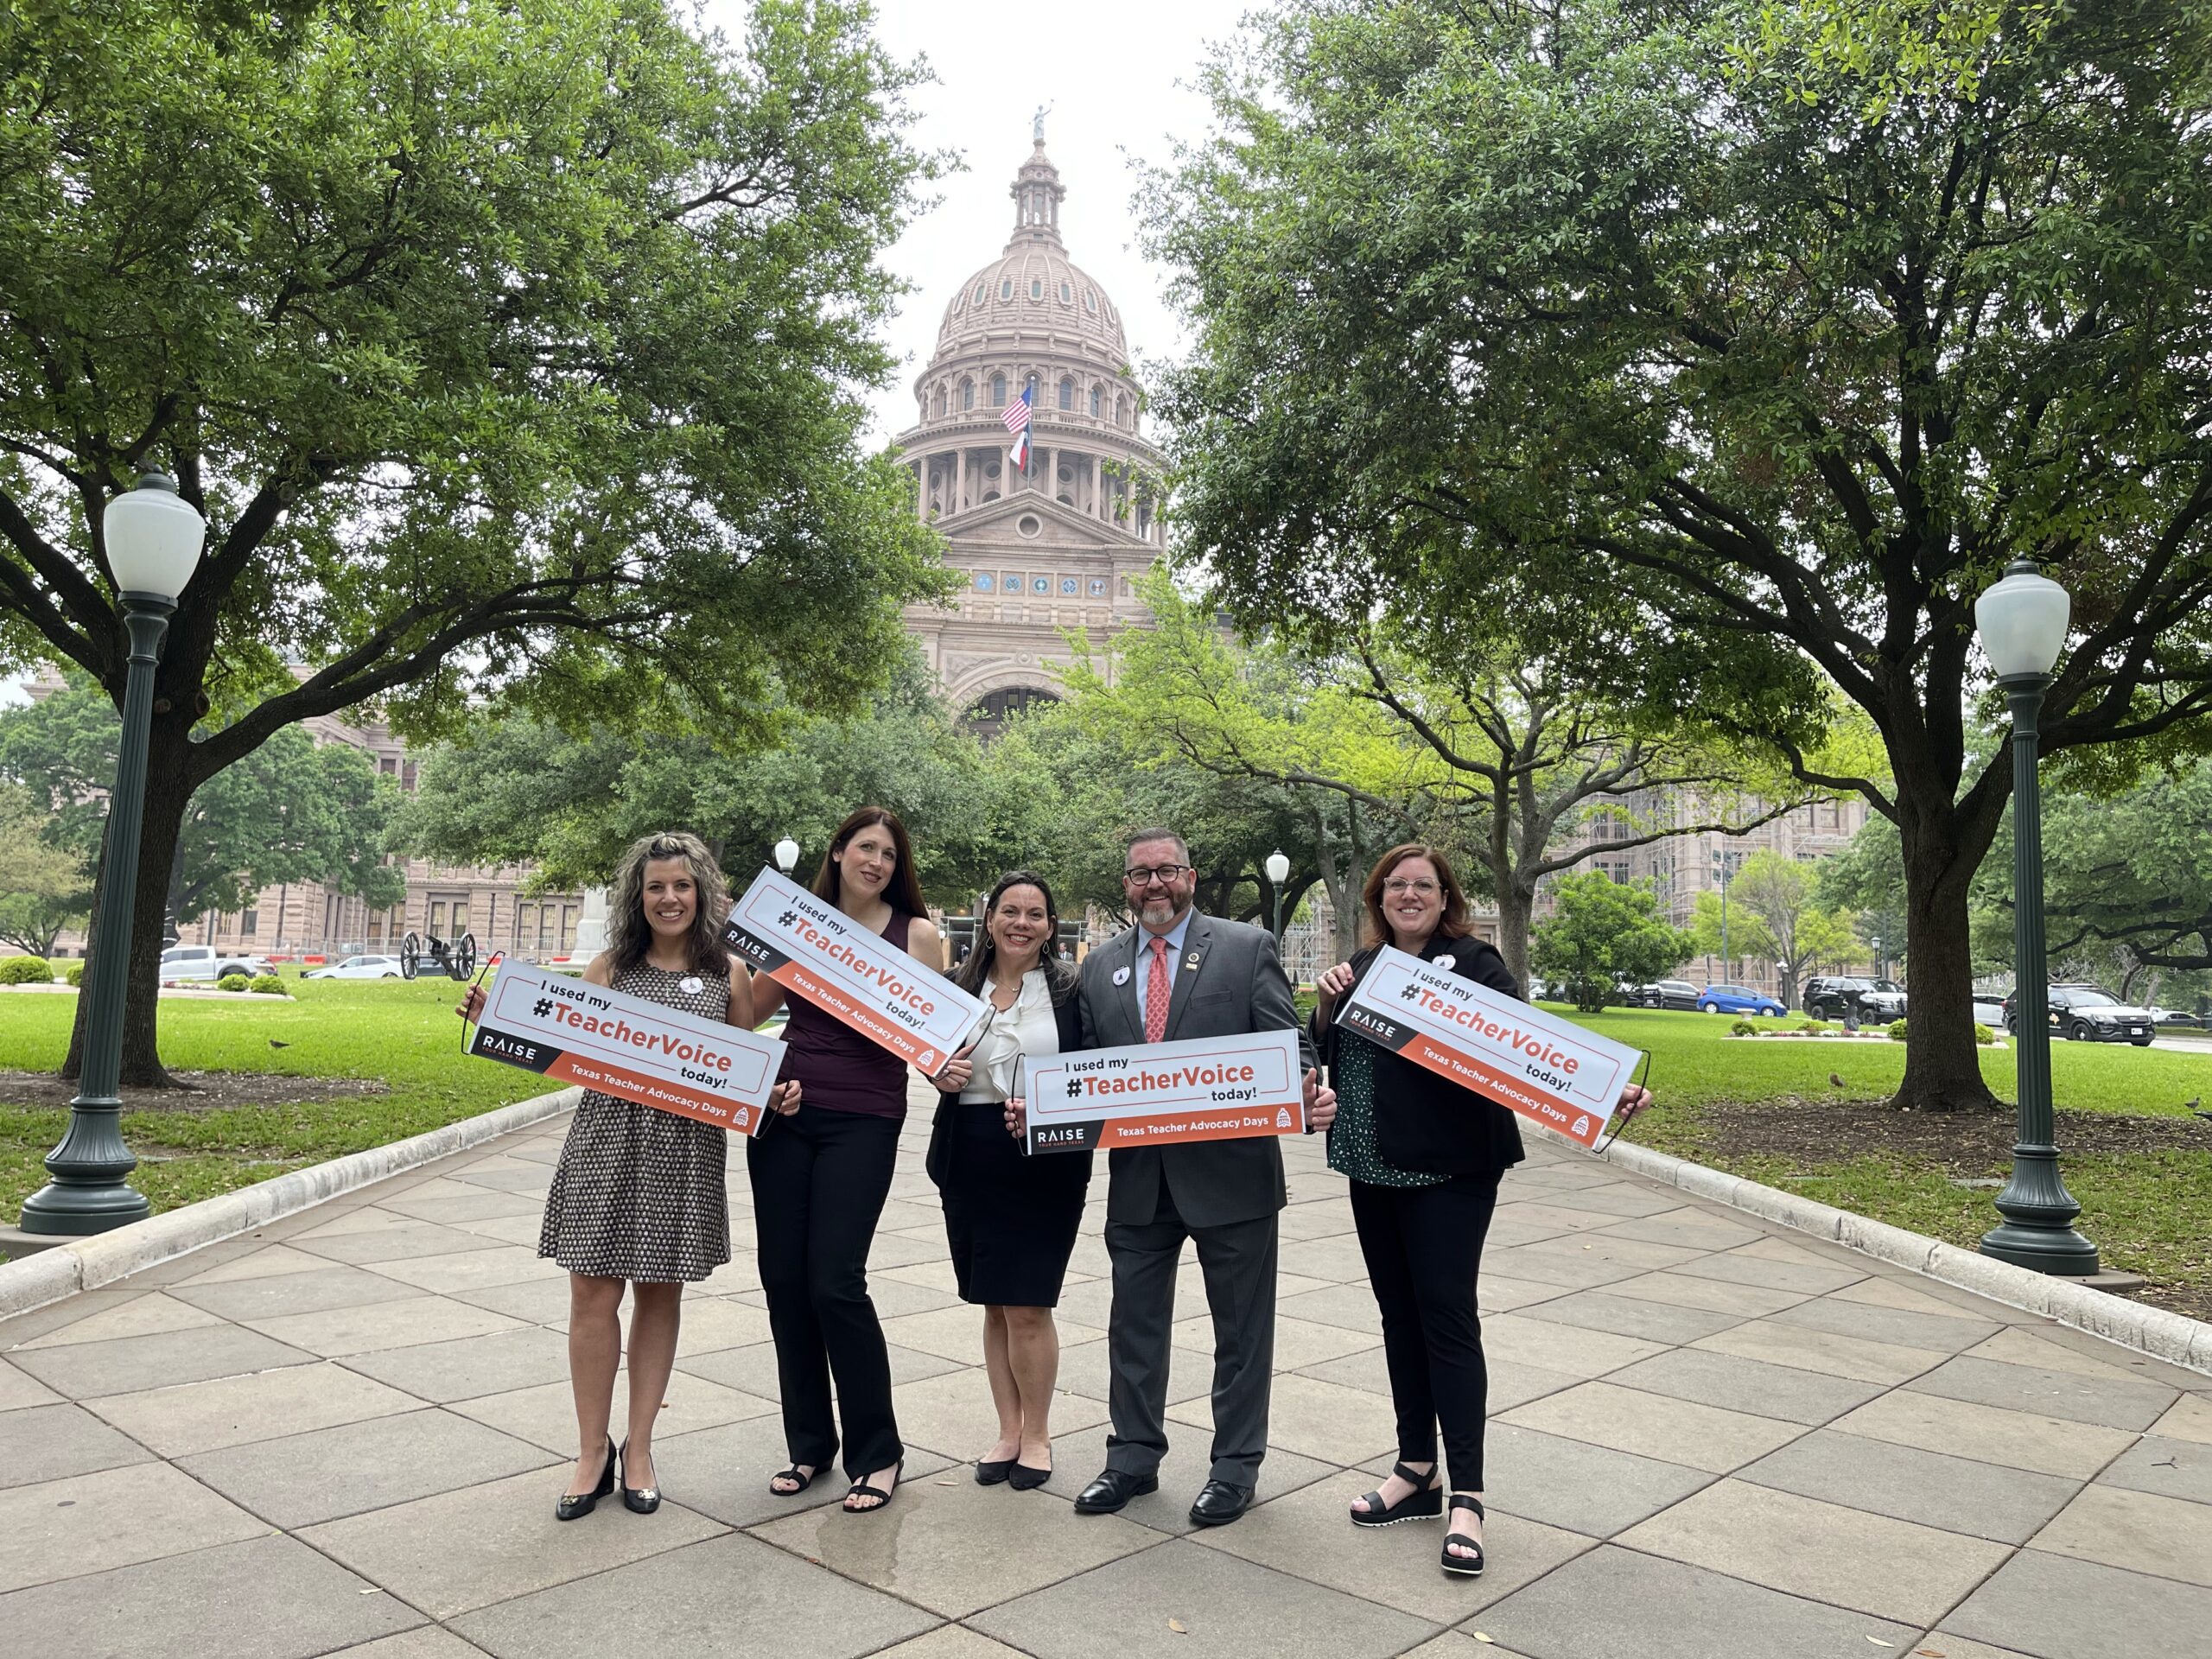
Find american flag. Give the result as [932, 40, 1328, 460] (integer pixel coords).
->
[1004, 382, 1034, 469]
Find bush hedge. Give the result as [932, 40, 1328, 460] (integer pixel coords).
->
[1888, 1019, 1910, 1041]
[0, 956, 54, 985]
[217, 972, 251, 992]
[63, 959, 84, 987]
[249, 974, 286, 995]
[1730, 1019, 1759, 1037]
[1975, 1022, 1996, 1046]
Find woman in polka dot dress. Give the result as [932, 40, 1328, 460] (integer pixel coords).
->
[461, 831, 798, 1521]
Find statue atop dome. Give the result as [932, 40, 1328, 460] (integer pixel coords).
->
[1032, 104, 1050, 148]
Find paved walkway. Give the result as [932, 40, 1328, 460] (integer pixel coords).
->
[3, 1082, 2208, 1659]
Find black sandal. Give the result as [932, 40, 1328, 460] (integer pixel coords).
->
[1350, 1461, 1443, 1527]
[768, 1464, 819, 1497]
[843, 1457, 905, 1515]
[1442, 1495, 1485, 1577]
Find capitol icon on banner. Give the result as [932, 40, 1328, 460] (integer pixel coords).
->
[1276, 1107, 1293, 1128]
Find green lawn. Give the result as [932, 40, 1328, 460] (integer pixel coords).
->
[0, 979, 556, 1221]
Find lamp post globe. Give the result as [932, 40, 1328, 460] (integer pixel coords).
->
[22, 474, 206, 1235]
[773, 836, 799, 875]
[1974, 559, 2097, 1275]
[1264, 849, 1290, 939]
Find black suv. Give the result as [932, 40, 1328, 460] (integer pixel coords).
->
[1802, 976, 1907, 1022]
[1999, 984, 2157, 1046]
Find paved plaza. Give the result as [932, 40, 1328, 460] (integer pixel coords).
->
[2, 1080, 2209, 1659]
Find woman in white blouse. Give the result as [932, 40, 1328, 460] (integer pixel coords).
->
[926, 870, 1091, 1491]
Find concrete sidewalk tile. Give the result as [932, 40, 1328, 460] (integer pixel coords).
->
[294, 1204, 428, 1238]
[1168, 1370, 1398, 1466]
[162, 1242, 336, 1284]
[2029, 1483, 2212, 1586]
[1478, 1313, 1667, 1378]
[0, 1358, 60, 1412]
[1907, 1354, 2177, 1432]
[1534, 1181, 1683, 1219]
[7, 1322, 315, 1398]
[1841, 1271, 2042, 1323]
[169, 1263, 425, 1321]
[872, 1628, 1033, 1659]
[180, 1407, 556, 1527]
[0, 1533, 422, 1658]
[327, 1629, 492, 1657]
[1973, 1322, 2211, 1391]
[1604, 1346, 1886, 1425]
[446, 1211, 549, 1247]
[626, 1414, 940, 1529]
[753, 1471, 1160, 1618]
[450, 1277, 575, 1325]
[340, 1325, 573, 1403]
[0, 1460, 265, 1592]
[301, 1467, 724, 1618]
[0, 1402, 153, 1488]
[10, 1289, 224, 1349]
[364, 1245, 563, 1295]
[1669, 1249, 1866, 1295]
[2149, 1393, 2212, 1446]
[1497, 1200, 1624, 1235]
[1911, 1635, 2039, 1659]
[291, 1222, 513, 1267]
[381, 1189, 544, 1225]
[1477, 1275, 1574, 1313]
[667, 1294, 772, 1355]
[1171, 1310, 1376, 1370]
[1591, 1209, 1764, 1250]
[1946, 1550, 2212, 1659]
[1475, 1544, 1918, 1658]
[882, 1303, 1101, 1364]
[1516, 1288, 1744, 1346]
[1054, 1336, 1212, 1406]
[1586, 1269, 1806, 1318]
[1618, 1478, 2010, 1624]
[449, 1165, 551, 1196]
[1478, 1245, 1647, 1291]
[890, 1363, 1110, 1464]
[1735, 1427, 2081, 1543]
[971, 1536, 1431, 1659]
[0, 1285, 146, 1344]
[1498, 1380, 1804, 1474]
[1276, 1281, 1409, 1332]
[1036, 1421, 1336, 1535]
[87, 1357, 420, 1457]
[1690, 1318, 1948, 1384]
[1479, 1423, 1715, 1537]
[1276, 1232, 1374, 1282]
[1830, 1388, 2137, 1479]
[453, 1535, 934, 1659]
[1276, 1200, 1358, 1240]
[1190, 1469, 1596, 1622]
[243, 1294, 526, 1358]
[869, 1231, 950, 1270]
[1512, 1232, 1706, 1274]
[1766, 1294, 1999, 1354]
[679, 1335, 962, 1399]
[2097, 1433, 2212, 1504]
[450, 1370, 775, 1454]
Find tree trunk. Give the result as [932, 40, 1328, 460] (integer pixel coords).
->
[1496, 881, 1535, 998]
[60, 723, 194, 1088]
[1895, 812, 2000, 1112]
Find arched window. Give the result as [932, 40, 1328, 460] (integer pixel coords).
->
[1029, 278, 1043, 300]
[1000, 278, 1013, 300]
[1116, 393, 1128, 427]
[1058, 378, 1074, 410]
[952, 292, 963, 313]
[1090, 385, 1103, 417]
[1059, 281, 1072, 303]
[1084, 289, 1097, 314]
[933, 386, 947, 417]
[960, 378, 975, 411]
[974, 282, 988, 305]
[991, 373, 1006, 406]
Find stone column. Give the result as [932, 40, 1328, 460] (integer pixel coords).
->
[1091, 453, 1103, 518]
[956, 448, 967, 513]
[914, 458, 927, 521]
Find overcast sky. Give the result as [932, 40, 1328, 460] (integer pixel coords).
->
[703, 0, 1255, 447]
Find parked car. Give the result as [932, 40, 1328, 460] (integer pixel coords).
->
[1999, 984, 2156, 1046]
[1637, 979, 1701, 1011]
[302, 954, 405, 980]
[1973, 997, 2009, 1028]
[1802, 976, 1908, 1023]
[2148, 1007, 2202, 1030]
[159, 944, 276, 982]
[1697, 983, 1787, 1016]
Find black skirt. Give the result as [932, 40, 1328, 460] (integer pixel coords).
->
[931, 1102, 1092, 1307]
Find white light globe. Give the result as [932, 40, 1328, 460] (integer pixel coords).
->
[1264, 849, 1290, 885]
[103, 474, 206, 601]
[1975, 561, 2070, 680]
[773, 836, 800, 874]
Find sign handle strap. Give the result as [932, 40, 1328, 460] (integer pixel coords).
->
[1592, 1049, 1653, 1156]
[458, 951, 504, 1055]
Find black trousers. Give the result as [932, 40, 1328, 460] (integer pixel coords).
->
[1348, 1171, 1502, 1493]
[745, 1107, 903, 1480]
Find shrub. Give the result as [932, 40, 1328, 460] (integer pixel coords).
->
[1974, 1022, 1995, 1046]
[1796, 1019, 1832, 1035]
[249, 974, 286, 995]
[217, 972, 251, 992]
[0, 955, 55, 985]
[1730, 1019, 1759, 1037]
[1887, 1019, 1910, 1041]
[64, 959, 85, 987]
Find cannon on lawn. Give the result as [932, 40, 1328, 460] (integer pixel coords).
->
[397, 931, 477, 981]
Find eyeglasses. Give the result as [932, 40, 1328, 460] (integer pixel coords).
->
[1382, 879, 1440, 896]
[1122, 863, 1189, 886]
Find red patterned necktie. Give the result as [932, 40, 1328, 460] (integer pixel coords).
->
[1144, 935, 1171, 1044]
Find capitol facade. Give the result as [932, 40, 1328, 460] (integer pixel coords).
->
[895, 126, 1166, 734]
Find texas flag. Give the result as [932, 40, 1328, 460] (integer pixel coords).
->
[1002, 382, 1034, 470]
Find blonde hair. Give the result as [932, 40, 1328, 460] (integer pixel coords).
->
[607, 831, 730, 976]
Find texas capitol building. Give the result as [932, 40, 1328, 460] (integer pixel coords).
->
[893, 127, 1166, 736]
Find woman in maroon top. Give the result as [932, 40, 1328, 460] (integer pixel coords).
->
[748, 807, 944, 1515]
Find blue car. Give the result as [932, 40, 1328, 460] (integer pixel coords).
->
[1698, 983, 1786, 1016]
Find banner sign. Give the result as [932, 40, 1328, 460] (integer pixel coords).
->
[467, 959, 788, 1136]
[720, 868, 988, 1075]
[1334, 945, 1642, 1148]
[1022, 1029, 1306, 1155]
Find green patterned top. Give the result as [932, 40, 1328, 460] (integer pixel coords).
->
[1326, 1032, 1446, 1189]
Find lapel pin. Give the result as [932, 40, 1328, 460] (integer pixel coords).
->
[1431, 954, 1454, 968]
[679, 976, 704, 995]
[1112, 965, 1131, 986]
[1185, 951, 1201, 970]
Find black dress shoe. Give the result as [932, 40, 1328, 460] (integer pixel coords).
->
[1188, 1479, 1253, 1527]
[1073, 1469, 1159, 1514]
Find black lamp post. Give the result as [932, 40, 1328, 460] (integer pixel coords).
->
[1974, 558, 2098, 1275]
[22, 474, 207, 1236]
[1264, 849, 1290, 940]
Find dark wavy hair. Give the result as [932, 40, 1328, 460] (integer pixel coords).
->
[951, 869, 1077, 1007]
[812, 806, 928, 918]
[1359, 843, 1475, 950]
[607, 831, 731, 976]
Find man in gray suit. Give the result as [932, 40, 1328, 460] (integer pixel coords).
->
[1069, 827, 1336, 1527]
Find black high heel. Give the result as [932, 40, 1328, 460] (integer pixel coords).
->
[843, 1457, 905, 1515]
[1351, 1460, 1443, 1527]
[555, 1436, 616, 1522]
[1441, 1495, 1485, 1577]
[620, 1438, 661, 1514]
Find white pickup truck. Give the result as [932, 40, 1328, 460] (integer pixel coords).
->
[159, 944, 276, 982]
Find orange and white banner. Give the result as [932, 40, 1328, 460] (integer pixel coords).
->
[1022, 1030, 1306, 1154]
[466, 960, 787, 1135]
[720, 868, 988, 1076]
[1335, 946, 1642, 1147]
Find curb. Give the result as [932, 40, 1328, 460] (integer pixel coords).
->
[1541, 1124, 2212, 1377]
[0, 1086, 580, 1321]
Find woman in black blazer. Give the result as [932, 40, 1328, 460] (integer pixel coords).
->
[1313, 844, 1646, 1579]
[925, 870, 1091, 1491]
